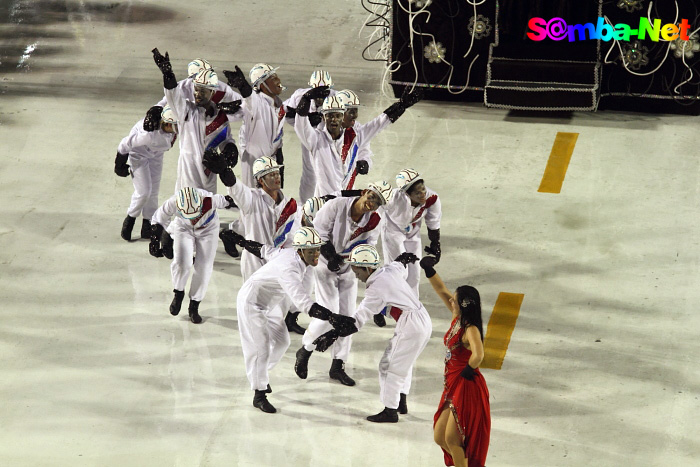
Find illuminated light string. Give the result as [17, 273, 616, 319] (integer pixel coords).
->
[602, 1, 699, 94]
[382, 0, 485, 97]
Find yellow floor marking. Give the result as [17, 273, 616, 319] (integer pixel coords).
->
[538, 132, 579, 194]
[482, 292, 524, 370]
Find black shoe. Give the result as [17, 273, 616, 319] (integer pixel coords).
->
[170, 290, 185, 316]
[253, 389, 276, 413]
[219, 229, 240, 258]
[367, 407, 399, 423]
[140, 219, 151, 239]
[374, 313, 386, 327]
[398, 393, 408, 414]
[188, 299, 202, 324]
[121, 215, 136, 241]
[285, 311, 306, 335]
[329, 359, 355, 386]
[295, 347, 312, 379]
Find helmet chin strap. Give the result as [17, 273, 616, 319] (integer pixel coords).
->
[261, 81, 285, 107]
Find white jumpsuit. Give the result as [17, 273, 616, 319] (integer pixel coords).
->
[353, 262, 432, 409]
[164, 83, 238, 194]
[238, 91, 285, 188]
[226, 181, 298, 280]
[301, 197, 382, 362]
[236, 248, 316, 391]
[294, 112, 390, 197]
[381, 187, 442, 297]
[117, 118, 176, 220]
[151, 189, 229, 301]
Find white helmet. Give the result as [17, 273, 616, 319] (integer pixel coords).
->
[161, 105, 177, 125]
[250, 63, 279, 89]
[253, 156, 283, 179]
[308, 69, 333, 88]
[302, 196, 328, 225]
[187, 58, 212, 77]
[347, 244, 381, 268]
[176, 187, 203, 220]
[367, 180, 393, 206]
[193, 68, 218, 90]
[337, 89, 360, 108]
[321, 95, 345, 114]
[292, 227, 324, 250]
[396, 168, 422, 192]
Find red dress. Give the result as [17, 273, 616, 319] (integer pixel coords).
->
[433, 317, 491, 467]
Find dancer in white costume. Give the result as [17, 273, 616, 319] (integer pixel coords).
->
[314, 244, 432, 423]
[152, 49, 240, 194]
[149, 187, 235, 324]
[381, 168, 442, 298]
[293, 181, 393, 386]
[115, 105, 178, 241]
[234, 227, 357, 413]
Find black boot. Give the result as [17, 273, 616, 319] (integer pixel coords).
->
[398, 393, 408, 414]
[285, 311, 306, 335]
[169, 289, 185, 316]
[373, 313, 386, 327]
[219, 229, 240, 258]
[253, 387, 276, 413]
[367, 407, 399, 423]
[329, 359, 355, 386]
[121, 215, 136, 241]
[295, 347, 312, 379]
[188, 299, 202, 324]
[140, 219, 151, 239]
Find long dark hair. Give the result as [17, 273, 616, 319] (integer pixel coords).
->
[456, 285, 483, 341]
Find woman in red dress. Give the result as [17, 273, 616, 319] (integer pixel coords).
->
[420, 256, 490, 467]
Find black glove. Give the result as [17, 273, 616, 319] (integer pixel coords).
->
[460, 364, 477, 381]
[224, 195, 237, 209]
[219, 229, 263, 258]
[419, 255, 438, 278]
[307, 303, 357, 336]
[223, 66, 252, 98]
[285, 106, 297, 119]
[320, 242, 344, 272]
[384, 86, 424, 123]
[425, 228, 441, 262]
[143, 105, 163, 131]
[114, 152, 130, 177]
[161, 231, 173, 259]
[306, 85, 331, 100]
[313, 329, 340, 352]
[308, 112, 322, 127]
[149, 224, 165, 258]
[340, 189, 362, 197]
[202, 148, 227, 174]
[152, 48, 176, 89]
[356, 160, 369, 175]
[320, 194, 336, 202]
[222, 142, 239, 168]
[274, 148, 284, 188]
[218, 100, 242, 115]
[220, 168, 236, 187]
[395, 252, 419, 267]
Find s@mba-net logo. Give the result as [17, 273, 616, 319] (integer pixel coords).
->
[527, 17, 693, 42]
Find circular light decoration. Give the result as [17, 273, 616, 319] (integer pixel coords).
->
[622, 40, 649, 71]
[408, 0, 432, 8]
[617, 0, 644, 13]
[670, 33, 700, 60]
[468, 14, 492, 40]
[424, 40, 446, 64]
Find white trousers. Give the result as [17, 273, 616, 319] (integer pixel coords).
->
[169, 222, 218, 301]
[381, 228, 422, 298]
[298, 144, 316, 203]
[127, 155, 163, 219]
[378, 309, 432, 409]
[302, 261, 357, 362]
[237, 288, 291, 391]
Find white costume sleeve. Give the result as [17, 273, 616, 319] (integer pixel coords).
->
[354, 283, 388, 331]
[117, 122, 141, 154]
[211, 194, 230, 210]
[294, 114, 319, 152]
[311, 199, 338, 242]
[278, 261, 314, 314]
[227, 182, 255, 215]
[164, 85, 189, 125]
[151, 195, 178, 227]
[356, 113, 391, 146]
[425, 192, 442, 230]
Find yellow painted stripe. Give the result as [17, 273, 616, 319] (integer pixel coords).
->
[538, 132, 579, 194]
[482, 292, 524, 370]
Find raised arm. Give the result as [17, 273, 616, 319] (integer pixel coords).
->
[420, 256, 455, 316]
